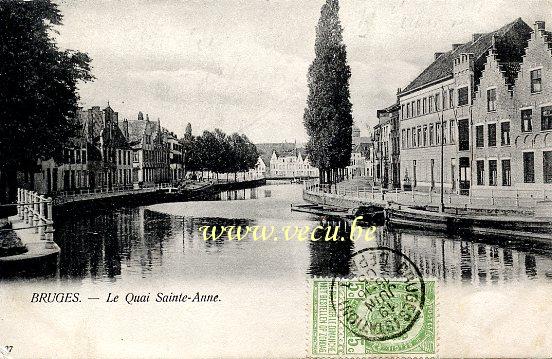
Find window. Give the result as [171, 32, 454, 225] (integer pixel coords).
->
[531, 69, 542, 93]
[458, 119, 469, 151]
[524, 152, 535, 183]
[443, 91, 448, 110]
[417, 126, 422, 147]
[402, 129, 406, 148]
[416, 100, 421, 116]
[501, 122, 510, 146]
[429, 95, 434, 112]
[488, 160, 497, 186]
[542, 106, 552, 131]
[423, 125, 428, 146]
[436, 122, 441, 144]
[401, 105, 405, 119]
[487, 123, 496, 147]
[429, 124, 434, 145]
[412, 101, 416, 116]
[435, 93, 440, 112]
[487, 88, 496, 111]
[544, 151, 552, 184]
[458, 86, 469, 106]
[82, 149, 87, 163]
[450, 119, 455, 143]
[476, 160, 485, 185]
[502, 159, 511, 186]
[423, 98, 427, 114]
[76, 149, 81, 163]
[406, 103, 410, 118]
[521, 109, 533, 132]
[443, 122, 447, 144]
[449, 89, 454, 108]
[476, 125, 484, 147]
[407, 128, 411, 148]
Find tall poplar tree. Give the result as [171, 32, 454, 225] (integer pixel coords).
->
[303, 0, 353, 185]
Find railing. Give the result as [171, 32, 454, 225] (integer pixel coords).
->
[52, 183, 175, 205]
[16, 188, 55, 248]
[303, 179, 551, 210]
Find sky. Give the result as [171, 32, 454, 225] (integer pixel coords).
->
[54, 0, 552, 143]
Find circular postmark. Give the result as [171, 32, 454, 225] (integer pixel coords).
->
[330, 247, 425, 342]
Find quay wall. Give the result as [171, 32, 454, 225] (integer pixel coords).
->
[54, 178, 267, 215]
[303, 191, 383, 209]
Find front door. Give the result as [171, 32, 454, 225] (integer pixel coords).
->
[459, 157, 470, 195]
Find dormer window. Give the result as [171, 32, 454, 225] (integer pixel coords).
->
[531, 69, 542, 93]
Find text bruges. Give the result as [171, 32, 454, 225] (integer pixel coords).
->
[31, 292, 80, 303]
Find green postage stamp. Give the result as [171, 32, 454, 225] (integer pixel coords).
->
[310, 278, 436, 357]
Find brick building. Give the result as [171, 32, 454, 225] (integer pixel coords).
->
[126, 113, 171, 186]
[376, 103, 400, 188]
[397, 18, 532, 194]
[36, 105, 132, 194]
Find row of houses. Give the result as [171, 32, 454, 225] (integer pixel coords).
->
[251, 143, 319, 179]
[32, 106, 186, 194]
[366, 18, 552, 196]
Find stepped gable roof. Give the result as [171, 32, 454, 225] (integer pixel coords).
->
[400, 18, 532, 95]
[127, 120, 147, 143]
[255, 142, 297, 166]
[102, 125, 130, 149]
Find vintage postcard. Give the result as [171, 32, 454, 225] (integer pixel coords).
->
[1, 0, 552, 358]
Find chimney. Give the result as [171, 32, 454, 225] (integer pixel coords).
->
[535, 21, 546, 32]
[472, 33, 483, 42]
[452, 43, 462, 51]
[138, 111, 144, 121]
[434, 52, 444, 60]
[122, 119, 129, 139]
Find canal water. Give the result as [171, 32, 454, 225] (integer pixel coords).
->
[51, 183, 552, 285]
[4, 183, 552, 358]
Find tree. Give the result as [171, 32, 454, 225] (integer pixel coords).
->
[181, 123, 193, 177]
[303, 0, 352, 186]
[0, 0, 93, 202]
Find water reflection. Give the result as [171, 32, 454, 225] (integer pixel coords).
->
[309, 220, 552, 285]
[49, 184, 552, 285]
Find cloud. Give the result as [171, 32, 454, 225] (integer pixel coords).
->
[54, 0, 552, 142]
